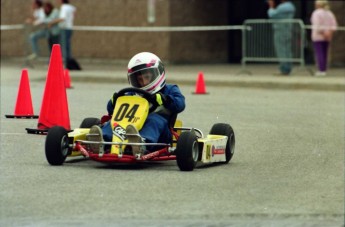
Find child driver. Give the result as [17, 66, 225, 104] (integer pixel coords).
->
[89, 52, 185, 155]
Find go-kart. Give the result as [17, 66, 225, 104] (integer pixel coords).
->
[45, 87, 235, 171]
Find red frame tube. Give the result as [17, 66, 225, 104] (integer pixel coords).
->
[75, 143, 176, 163]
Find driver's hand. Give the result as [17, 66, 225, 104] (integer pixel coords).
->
[152, 92, 167, 106]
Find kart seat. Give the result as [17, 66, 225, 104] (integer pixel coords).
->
[169, 113, 182, 143]
[169, 113, 178, 129]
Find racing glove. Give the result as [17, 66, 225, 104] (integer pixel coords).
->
[152, 92, 168, 106]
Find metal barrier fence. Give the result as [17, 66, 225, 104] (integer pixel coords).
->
[1, 22, 344, 70]
[241, 19, 305, 74]
[0, 24, 244, 32]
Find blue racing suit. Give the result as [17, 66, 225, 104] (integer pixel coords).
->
[102, 84, 185, 150]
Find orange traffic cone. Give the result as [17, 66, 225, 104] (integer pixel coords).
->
[5, 69, 38, 119]
[64, 69, 73, 89]
[26, 44, 70, 134]
[193, 72, 208, 94]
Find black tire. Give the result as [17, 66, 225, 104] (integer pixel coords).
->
[175, 131, 199, 171]
[79, 117, 101, 128]
[45, 126, 69, 165]
[210, 123, 235, 163]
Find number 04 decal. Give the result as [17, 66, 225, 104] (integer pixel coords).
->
[114, 103, 139, 122]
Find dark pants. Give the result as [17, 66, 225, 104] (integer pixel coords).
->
[48, 34, 60, 53]
[60, 29, 73, 64]
[313, 41, 329, 72]
[273, 26, 293, 75]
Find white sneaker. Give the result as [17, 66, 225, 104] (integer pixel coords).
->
[126, 124, 145, 155]
[314, 71, 326, 77]
[87, 125, 103, 153]
[26, 53, 38, 60]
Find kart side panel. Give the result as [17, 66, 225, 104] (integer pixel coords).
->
[198, 135, 228, 163]
[67, 128, 90, 156]
[68, 128, 90, 142]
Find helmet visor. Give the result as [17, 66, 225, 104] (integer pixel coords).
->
[128, 68, 160, 89]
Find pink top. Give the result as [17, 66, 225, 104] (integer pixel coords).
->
[311, 8, 337, 41]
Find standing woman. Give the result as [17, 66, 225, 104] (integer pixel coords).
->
[49, 0, 76, 66]
[311, 0, 337, 77]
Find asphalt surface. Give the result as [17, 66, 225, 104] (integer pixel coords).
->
[0, 58, 344, 227]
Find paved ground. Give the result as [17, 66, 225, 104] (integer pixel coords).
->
[0, 58, 344, 227]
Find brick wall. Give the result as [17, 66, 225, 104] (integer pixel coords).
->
[1, 0, 343, 65]
[329, 1, 345, 66]
[1, 0, 172, 60]
[1, 0, 228, 63]
[169, 0, 228, 63]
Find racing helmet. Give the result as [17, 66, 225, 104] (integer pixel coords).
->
[127, 52, 166, 94]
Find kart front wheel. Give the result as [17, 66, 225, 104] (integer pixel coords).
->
[45, 126, 69, 165]
[79, 117, 101, 128]
[175, 131, 199, 171]
[210, 123, 235, 163]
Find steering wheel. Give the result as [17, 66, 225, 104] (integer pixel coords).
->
[113, 87, 158, 113]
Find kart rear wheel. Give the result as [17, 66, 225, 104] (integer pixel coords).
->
[45, 126, 69, 165]
[210, 123, 235, 163]
[79, 117, 101, 128]
[175, 131, 199, 171]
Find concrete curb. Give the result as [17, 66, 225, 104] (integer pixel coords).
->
[2, 59, 344, 92]
[32, 76, 345, 92]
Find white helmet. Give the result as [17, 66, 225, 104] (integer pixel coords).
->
[127, 52, 166, 94]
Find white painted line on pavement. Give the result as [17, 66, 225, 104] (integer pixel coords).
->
[1, 133, 28, 135]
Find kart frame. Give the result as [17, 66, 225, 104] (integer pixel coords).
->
[74, 127, 204, 163]
[45, 87, 235, 171]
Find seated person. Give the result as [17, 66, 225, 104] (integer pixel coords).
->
[89, 52, 185, 155]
